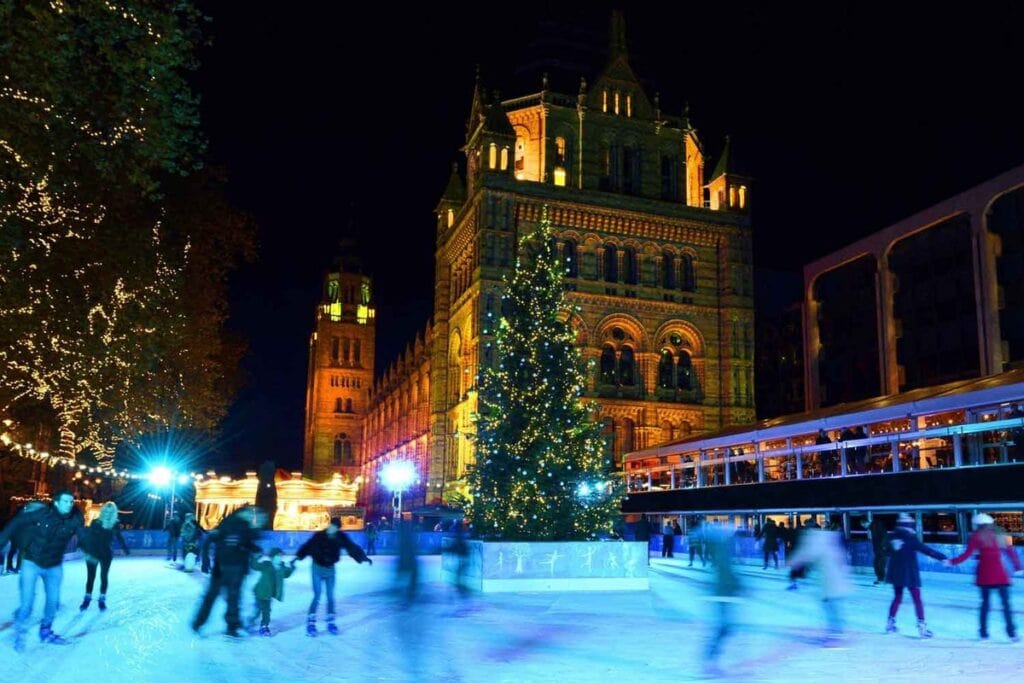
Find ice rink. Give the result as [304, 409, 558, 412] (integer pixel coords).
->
[0, 553, 1021, 682]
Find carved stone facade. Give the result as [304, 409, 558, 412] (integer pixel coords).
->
[308, 14, 756, 516]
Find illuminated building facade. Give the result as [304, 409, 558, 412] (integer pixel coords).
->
[302, 254, 375, 482]
[305, 14, 755, 516]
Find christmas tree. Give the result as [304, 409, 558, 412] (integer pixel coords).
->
[466, 208, 623, 540]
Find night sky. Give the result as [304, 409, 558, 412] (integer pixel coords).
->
[192, 2, 1024, 474]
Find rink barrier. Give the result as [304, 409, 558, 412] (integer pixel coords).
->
[55, 530, 1005, 578]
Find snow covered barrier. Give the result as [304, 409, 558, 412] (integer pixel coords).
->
[441, 540, 649, 592]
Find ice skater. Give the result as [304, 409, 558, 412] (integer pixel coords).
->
[293, 517, 372, 636]
[787, 526, 852, 645]
[179, 512, 204, 573]
[192, 505, 267, 638]
[884, 513, 946, 637]
[248, 547, 294, 636]
[0, 491, 85, 651]
[947, 513, 1023, 641]
[78, 501, 130, 611]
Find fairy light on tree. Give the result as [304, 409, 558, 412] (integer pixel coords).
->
[0, 3, 254, 469]
[466, 207, 623, 541]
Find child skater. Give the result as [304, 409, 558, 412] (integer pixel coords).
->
[249, 547, 295, 636]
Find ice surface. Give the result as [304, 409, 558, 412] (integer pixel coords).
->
[0, 554, 1021, 682]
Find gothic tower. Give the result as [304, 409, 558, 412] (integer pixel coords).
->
[426, 11, 755, 504]
[303, 251, 376, 482]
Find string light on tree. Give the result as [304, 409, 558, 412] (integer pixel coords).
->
[466, 206, 623, 541]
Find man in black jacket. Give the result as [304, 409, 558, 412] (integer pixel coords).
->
[293, 517, 372, 636]
[0, 490, 85, 651]
[192, 505, 266, 637]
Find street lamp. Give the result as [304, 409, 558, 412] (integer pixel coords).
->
[380, 460, 417, 521]
[148, 466, 192, 521]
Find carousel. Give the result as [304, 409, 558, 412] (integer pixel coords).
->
[193, 469, 362, 530]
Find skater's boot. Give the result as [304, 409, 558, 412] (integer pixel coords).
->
[326, 614, 339, 635]
[259, 625, 272, 637]
[917, 620, 933, 638]
[39, 623, 69, 645]
[306, 615, 317, 637]
[79, 594, 92, 611]
[885, 616, 897, 633]
[98, 594, 107, 611]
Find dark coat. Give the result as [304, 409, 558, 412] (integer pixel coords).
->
[634, 517, 651, 542]
[759, 522, 780, 552]
[250, 556, 295, 601]
[79, 520, 129, 561]
[165, 517, 182, 538]
[180, 519, 204, 549]
[0, 503, 84, 569]
[885, 527, 946, 587]
[296, 530, 369, 567]
[200, 509, 262, 570]
[869, 518, 888, 553]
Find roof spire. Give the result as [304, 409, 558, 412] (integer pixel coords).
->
[609, 10, 628, 61]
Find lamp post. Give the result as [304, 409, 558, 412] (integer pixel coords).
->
[380, 460, 417, 522]
[148, 466, 192, 521]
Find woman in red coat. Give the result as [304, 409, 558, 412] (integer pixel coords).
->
[948, 513, 1023, 641]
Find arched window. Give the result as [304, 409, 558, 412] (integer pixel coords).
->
[341, 338, 351, 365]
[488, 143, 497, 169]
[619, 346, 635, 386]
[681, 254, 695, 292]
[562, 239, 578, 278]
[333, 433, 353, 467]
[554, 137, 566, 164]
[514, 137, 526, 173]
[677, 351, 693, 390]
[738, 185, 747, 209]
[354, 339, 361, 364]
[447, 209, 454, 228]
[662, 251, 676, 289]
[658, 350, 675, 388]
[600, 346, 617, 384]
[500, 147, 509, 170]
[603, 244, 618, 282]
[729, 186, 737, 208]
[334, 398, 343, 413]
[345, 398, 353, 413]
[622, 246, 638, 285]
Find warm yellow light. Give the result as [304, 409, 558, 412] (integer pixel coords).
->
[553, 167, 566, 187]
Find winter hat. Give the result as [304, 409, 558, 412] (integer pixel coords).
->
[972, 513, 995, 526]
[896, 513, 915, 527]
[329, 517, 342, 528]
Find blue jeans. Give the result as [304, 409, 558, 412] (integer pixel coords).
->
[17, 559, 63, 633]
[308, 563, 336, 617]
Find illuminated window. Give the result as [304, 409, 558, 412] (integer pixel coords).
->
[614, 91, 620, 115]
[555, 137, 566, 164]
[488, 143, 497, 169]
[553, 167, 566, 186]
[603, 90, 608, 113]
[500, 147, 509, 170]
[738, 185, 747, 209]
[626, 94, 632, 117]
[729, 186, 737, 208]
[514, 138, 525, 173]
[447, 209, 454, 227]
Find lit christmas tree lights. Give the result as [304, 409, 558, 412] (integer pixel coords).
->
[467, 207, 623, 540]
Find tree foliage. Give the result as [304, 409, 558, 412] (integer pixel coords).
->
[0, 2, 254, 466]
[466, 209, 623, 540]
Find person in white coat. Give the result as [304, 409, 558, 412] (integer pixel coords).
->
[787, 527, 852, 644]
